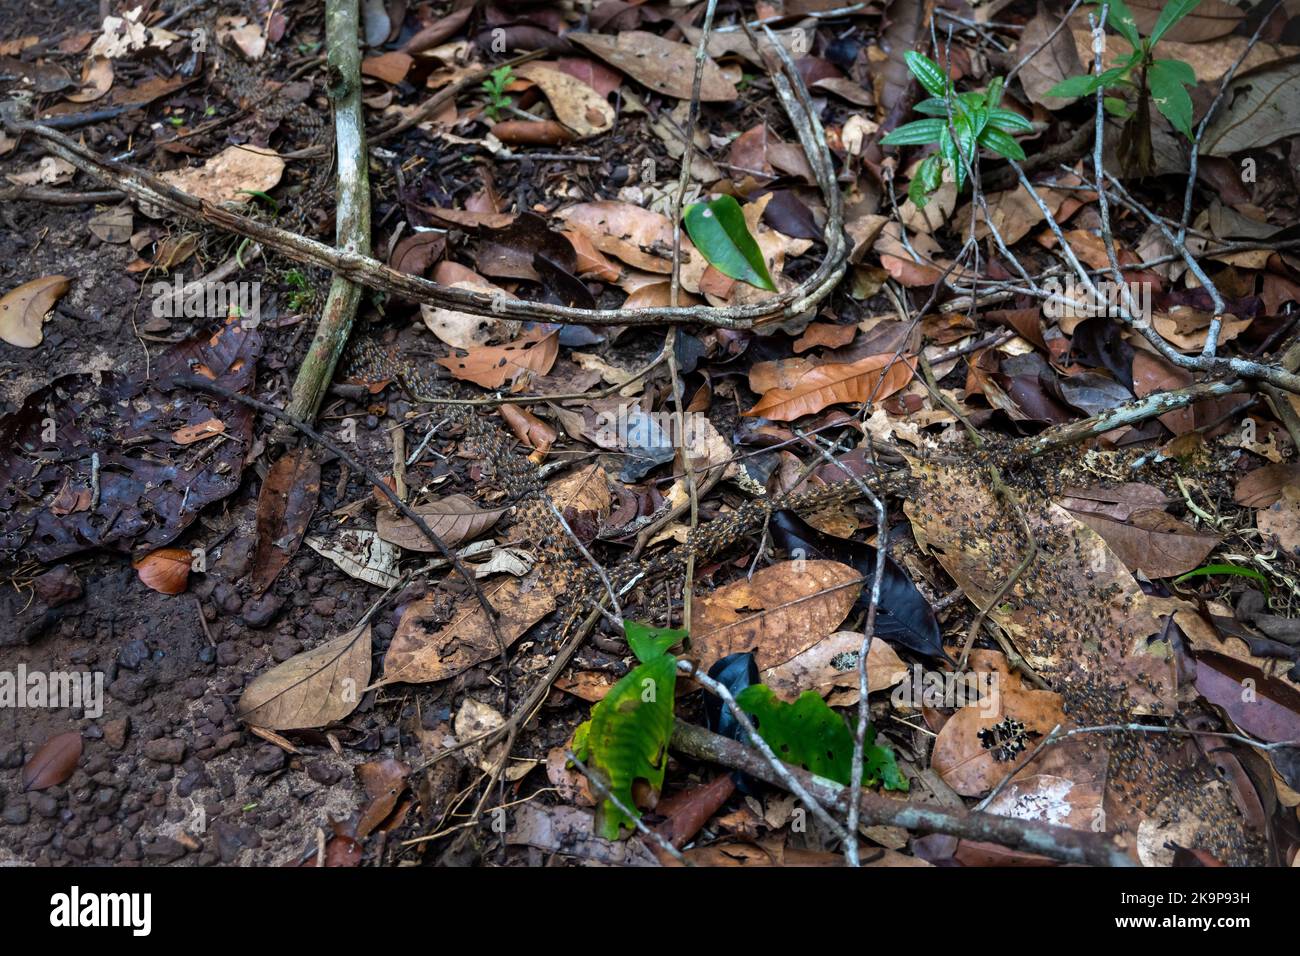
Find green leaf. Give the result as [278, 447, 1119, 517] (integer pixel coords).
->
[737, 684, 907, 791]
[907, 154, 943, 208]
[985, 75, 1004, 110]
[912, 97, 951, 117]
[624, 620, 685, 663]
[1150, 0, 1204, 46]
[880, 118, 947, 146]
[988, 108, 1033, 133]
[1046, 73, 1106, 99]
[572, 652, 678, 839]
[978, 126, 1027, 161]
[1149, 60, 1195, 138]
[1102, 0, 1143, 50]
[1153, 57, 1196, 87]
[1103, 96, 1130, 118]
[683, 194, 776, 292]
[904, 51, 948, 98]
[1174, 563, 1270, 597]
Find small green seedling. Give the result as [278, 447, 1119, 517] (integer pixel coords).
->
[282, 269, 314, 313]
[1047, 0, 1203, 175]
[880, 51, 1033, 208]
[480, 65, 515, 121]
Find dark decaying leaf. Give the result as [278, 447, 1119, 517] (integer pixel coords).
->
[251, 446, 321, 595]
[22, 730, 82, 792]
[1195, 652, 1300, 744]
[769, 509, 948, 661]
[0, 318, 260, 562]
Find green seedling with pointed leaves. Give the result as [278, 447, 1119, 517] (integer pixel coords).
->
[880, 51, 1033, 209]
[1047, 0, 1202, 176]
[480, 65, 514, 121]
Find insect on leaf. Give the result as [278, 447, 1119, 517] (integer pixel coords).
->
[683, 194, 776, 291]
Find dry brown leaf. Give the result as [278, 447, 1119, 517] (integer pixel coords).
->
[22, 731, 82, 792]
[743, 353, 915, 421]
[380, 575, 556, 684]
[515, 62, 614, 138]
[158, 145, 284, 209]
[361, 51, 413, 84]
[1234, 463, 1300, 508]
[548, 463, 612, 520]
[237, 625, 372, 730]
[568, 31, 737, 101]
[1015, 3, 1084, 109]
[555, 201, 699, 277]
[905, 460, 1180, 717]
[1070, 508, 1220, 579]
[761, 631, 908, 703]
[376, 494, 507, 551]
[1258, 485, 1300, 557]
[422, 261, 520, 348]
[689, 559, 862, 671]
[0, 274, 70, 348]
[930, 651, 1068, 796]
[436, 329, 559, 389]
[64, 56, 113, 103]
[133, 547, 192, 595]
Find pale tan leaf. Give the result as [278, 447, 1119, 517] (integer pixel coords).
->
[0, 275, 70, 348]
[237, 625, 372, 730]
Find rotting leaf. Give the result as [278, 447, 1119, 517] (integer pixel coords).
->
[769, 509, 948, 661]
[380, 574, 556, 685]
[436, 329, 559, 389]
[251, 447, 321, 595]
[236, 624, 372, 731]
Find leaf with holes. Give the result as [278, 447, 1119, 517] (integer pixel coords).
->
[737, 684, 907, 790]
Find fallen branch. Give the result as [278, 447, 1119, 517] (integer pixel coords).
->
[0, 47, 846, 330]
[669, 719, 1136, 866]
[286, 0, 371, 424]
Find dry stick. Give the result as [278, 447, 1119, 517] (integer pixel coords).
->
[0, 63, 845, 330]
[664, 0, 717, 630]
[1007, 155, 1300, 395]
[286, 0, 371, 424]
[178, 377, 501, 632]
[1012, 378, 1248, 457]
[669, 720, 1135, 866]
[793, 429, 888, 868]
